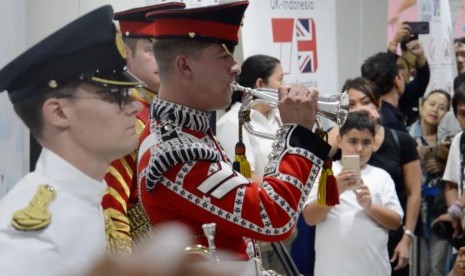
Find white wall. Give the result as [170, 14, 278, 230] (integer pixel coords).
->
[0, 0, 28, 197]
[336, 0, 388, 86]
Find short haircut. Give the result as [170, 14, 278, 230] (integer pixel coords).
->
[339, 111, 376, 137]
[452, 83, 465, 116]
[342, 77, 381, 109]
[152, 38, 210, 80]
[123, 37, 154, 58]
[123, 37, 138, 57]
[361, 52, 399, 96]
[13, 83, 79, 140]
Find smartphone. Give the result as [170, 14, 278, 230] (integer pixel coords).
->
[405, 21, 429, 34]
[340, 155, 361, 190]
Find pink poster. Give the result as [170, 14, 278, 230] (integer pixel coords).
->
[454, 1, 465, 37]
[387, 0, 418, 42]
[387, 0, 465, 40]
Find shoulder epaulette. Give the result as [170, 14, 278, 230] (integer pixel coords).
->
[11, 184, 56, 231]
[144, 129, 220, 191]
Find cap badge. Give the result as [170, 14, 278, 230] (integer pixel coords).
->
[188, 32, 196, 38]
[48, 80, 58, 88]
[11, 184, 56, 231]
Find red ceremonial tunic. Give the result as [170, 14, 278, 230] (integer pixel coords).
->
[136, 99, 330, 260]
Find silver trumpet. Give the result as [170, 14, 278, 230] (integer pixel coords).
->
[230, 82, 349, 139]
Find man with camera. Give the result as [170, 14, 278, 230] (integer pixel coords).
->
[433, 83, 465, 265]
[388, 22, 430, 127]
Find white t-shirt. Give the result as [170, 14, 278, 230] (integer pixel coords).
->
[216, 102, 281, 176]
[306, 161, 404, 276]
[443, 131, 464, 195]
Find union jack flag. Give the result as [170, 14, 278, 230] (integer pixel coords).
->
[296, 18, 318, 73]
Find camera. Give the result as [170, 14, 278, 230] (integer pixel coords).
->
[432, 221, 465, 250]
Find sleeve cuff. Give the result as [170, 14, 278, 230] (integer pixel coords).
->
[284, 124, 331, 161]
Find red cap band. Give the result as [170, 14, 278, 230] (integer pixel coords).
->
[119, 21, 155, 37]
[153, 18, 239, 43]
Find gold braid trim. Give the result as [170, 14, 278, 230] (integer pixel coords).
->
[106, 187, 128, 213]
[11, 185, 56, 231]
[127, 202, 153, 250]
[136, 119, 146, 138]
[107, 166, 130, 198]
[104, 208, 132, 255]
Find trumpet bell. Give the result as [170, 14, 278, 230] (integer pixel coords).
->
[230, 82, 349, 139]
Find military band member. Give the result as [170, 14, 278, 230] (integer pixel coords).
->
[0, 6, 144, 275]
[135, 0, 331, 263]
[103, 1, 185, 253]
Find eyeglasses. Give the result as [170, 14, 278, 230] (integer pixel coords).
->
[95, 87, 132, 110]
[58, 87, 133, 110]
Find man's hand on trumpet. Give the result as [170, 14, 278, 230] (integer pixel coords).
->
[278, 85, 319, 131]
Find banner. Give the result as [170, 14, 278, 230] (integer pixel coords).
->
[418, 0, 456, 93]
[240, 0, 338, 95]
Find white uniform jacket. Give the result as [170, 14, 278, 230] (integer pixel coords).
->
[0, 149, 107, 275]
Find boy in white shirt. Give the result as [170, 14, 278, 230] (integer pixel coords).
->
[303, 111, 404, 276]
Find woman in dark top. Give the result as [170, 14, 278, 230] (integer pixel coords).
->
[327, 77, 421, 276]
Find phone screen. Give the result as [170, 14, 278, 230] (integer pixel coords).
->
[406, 21, 429, 34]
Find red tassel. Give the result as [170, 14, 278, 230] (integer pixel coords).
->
[317, 159, 339, 207]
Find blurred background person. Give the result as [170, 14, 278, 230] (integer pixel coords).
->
[448, 247, 465, 276]
[361, 52, 408, 132]
[437, 72, 465, 144]
[455, 37, 465, 75]
[103, 2, 186, 254]
[435, 83, 465, 247]
[388, 23, 430, 127]
[217, 54, 283, 184]
[408, 89, 451, 276]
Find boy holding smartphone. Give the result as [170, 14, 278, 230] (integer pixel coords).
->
[303, 111, 404, 275]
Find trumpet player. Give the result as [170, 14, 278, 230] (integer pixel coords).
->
[134, 0, 331, 268]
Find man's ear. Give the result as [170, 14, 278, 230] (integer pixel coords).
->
[42, 98, 70, 128]
[174, 55, 192, 78]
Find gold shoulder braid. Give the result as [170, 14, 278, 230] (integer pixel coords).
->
[104, 209, 132, 255]
[11, 184, 56, 231]
[127, 202, 153, 249]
